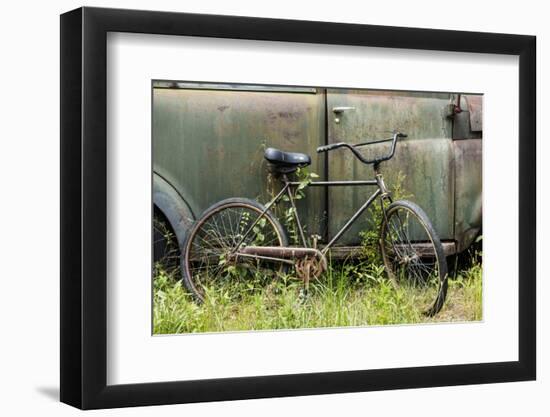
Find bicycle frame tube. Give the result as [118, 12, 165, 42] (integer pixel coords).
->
[321, 188, 381, 254]
[285, 178, 381, 254]
[231, 183, 290, 252]
[234, 177, 382, 256]
[286, 186, 308, 246]
[300, 180, 378, 187]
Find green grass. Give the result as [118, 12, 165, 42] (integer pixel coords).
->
[153, 258, 482, 335]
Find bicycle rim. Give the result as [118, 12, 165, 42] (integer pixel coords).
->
[184, 202, 287, 301]
[380, 202, 447, 316]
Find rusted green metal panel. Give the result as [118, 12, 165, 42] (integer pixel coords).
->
[153, 86, 326, 237]
[451, 94, 483, 251]
[153, 83, 482, 254]
[326, 89, 455, 243]
[452, 94, 483, 140]
[453, 139, 482, 252]
[327, 89, 453, 140]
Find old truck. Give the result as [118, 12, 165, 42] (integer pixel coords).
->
[152, 81, 482, 263]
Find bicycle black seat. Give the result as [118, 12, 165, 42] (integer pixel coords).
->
[264, 148, 311, 173]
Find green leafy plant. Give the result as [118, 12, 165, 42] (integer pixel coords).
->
[359, 171, 410, 264]
[268, 167, 319, 245]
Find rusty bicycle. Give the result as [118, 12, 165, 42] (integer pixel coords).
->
[181, 132, 449, 316]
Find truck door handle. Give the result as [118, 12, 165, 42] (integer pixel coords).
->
[332, 106, 356, 123]
[332, 106, 356, 114]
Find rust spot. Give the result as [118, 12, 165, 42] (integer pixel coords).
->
[282, 130, 301, 143]
[278, 111, 302, 119]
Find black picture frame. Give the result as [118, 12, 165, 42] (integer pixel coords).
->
[60, 6, 536, 410]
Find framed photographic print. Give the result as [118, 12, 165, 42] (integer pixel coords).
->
[60, 6, 536, 409]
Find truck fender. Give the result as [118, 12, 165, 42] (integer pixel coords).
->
[153, 173, 195, 249]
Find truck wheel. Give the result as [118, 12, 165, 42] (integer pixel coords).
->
[153, 208, 179, 272]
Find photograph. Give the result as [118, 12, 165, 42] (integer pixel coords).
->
[152, 81, 483, 335]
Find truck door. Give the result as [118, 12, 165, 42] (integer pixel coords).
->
[325, 89, 455, 246]
[153, 83, 326, 239]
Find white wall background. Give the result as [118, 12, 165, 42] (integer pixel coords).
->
[0, 0, 545, 415]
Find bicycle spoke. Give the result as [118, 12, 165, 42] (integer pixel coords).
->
[381, 202, 446, 315]
[184, 202, 287, 301]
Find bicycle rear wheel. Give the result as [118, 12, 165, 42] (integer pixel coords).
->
[380, 200, 448, 316]
[181, 198, 288, 302]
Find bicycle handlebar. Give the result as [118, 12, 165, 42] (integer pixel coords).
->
[316, 132, 407, 165]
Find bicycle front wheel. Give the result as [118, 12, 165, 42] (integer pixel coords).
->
[182, 198, 288, 302]
[380, 200, 448, 316]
